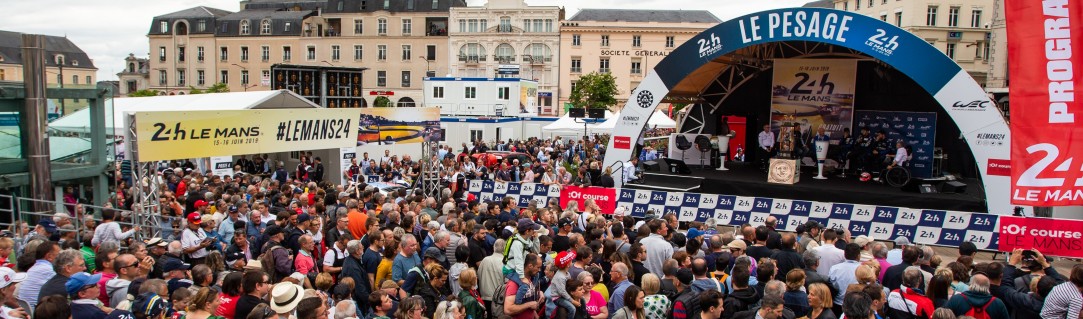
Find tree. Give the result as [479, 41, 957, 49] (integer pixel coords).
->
[189, 83, 229, 94]
[373, 96, 392, 107]
[128, 89, 160, 97]
[569, 72, 618, 109]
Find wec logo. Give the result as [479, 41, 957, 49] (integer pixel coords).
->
[953, 100, 990, 109]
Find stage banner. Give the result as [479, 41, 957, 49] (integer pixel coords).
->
[211, 156, 233, 177]
[998, 216, 1083, 258]
[854, 111, 937, 178]
[559, 185, 617, 215]
[770, 59, 856, 140]
[339, 147, 357, 185]
[1006, 0, 1083, 205]
[467, 180, 561, 208]
[357, 107, 441, 146]
[133, 109, 360, 162]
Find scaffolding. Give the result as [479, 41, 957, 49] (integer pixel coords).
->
[127, 113, 164, 238]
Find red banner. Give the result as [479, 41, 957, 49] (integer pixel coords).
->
[559, 185, 617, 215]
[998, 216, 1083, 258]
[1007, 0, 1083, 205]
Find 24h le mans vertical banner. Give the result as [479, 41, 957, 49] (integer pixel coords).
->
[1006, 0, 1083, 205]
[770, 59, 856, 140]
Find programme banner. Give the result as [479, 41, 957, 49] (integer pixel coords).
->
[134, 109, 361, 162]
[998, 216, 1083, 258]
[357, 107, 441, 146]
[854, 111, 937, 178]
[770, 59, 856, 140]
[1006, 0, 1083, 205]
[339, 147, 357, 185]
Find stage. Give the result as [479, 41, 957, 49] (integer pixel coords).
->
[628, 161, 988, 213]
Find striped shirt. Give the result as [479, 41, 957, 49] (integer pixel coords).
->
[17, 260, 54, 311]
[1041, 282, 1083, 319]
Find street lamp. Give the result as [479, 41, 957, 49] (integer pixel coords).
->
[418, 56, 432, 77]
[321, 60, 335, 67]
[230, 63, 256, 91]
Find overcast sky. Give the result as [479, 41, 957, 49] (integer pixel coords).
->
[0, 0, 812, 81]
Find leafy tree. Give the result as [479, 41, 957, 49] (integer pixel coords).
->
[189, 83, 229, 94]
[373, 96, 392, 107]
[127, 89, 160, 97]
[569, 72, 618, 109]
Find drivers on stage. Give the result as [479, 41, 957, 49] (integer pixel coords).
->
[854, 127, 873, 173]
[758, 124, 775, 170]
[836, 128, 855, 176]
[865, 131, 891, 173]
[889, 141, 909, 168]
[624, 157, 640, 184]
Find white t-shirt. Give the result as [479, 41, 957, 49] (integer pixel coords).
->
[894, 147, 908, 166]
[323, 245, 346, 266]
[181, 228, 209, 259]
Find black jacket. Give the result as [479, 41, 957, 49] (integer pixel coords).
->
[339, 254, 371, 311]
[39, 274, 71, 301]
[882, 262, 913, 291]
[670, 287, 701, 319]
[732, 306, 795, 319]
[992, 265, 1065, 319]
[722, 287, 759, 319]
[770, 248, 805, 281]
[804, 269, 838, 299]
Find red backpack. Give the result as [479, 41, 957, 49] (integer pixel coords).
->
[961, 294, 995, 319]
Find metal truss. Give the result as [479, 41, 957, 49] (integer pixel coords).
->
[127, 114, 162, 239]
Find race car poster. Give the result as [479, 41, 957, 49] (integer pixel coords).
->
[770, 59, 857, 141]
[357, 107, 441, 146]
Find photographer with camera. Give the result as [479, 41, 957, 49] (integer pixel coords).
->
[993, 248, 1068, 319]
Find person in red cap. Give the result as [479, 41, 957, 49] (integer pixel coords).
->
[180, 212, 213, 265]
[545, 250, 578, 318]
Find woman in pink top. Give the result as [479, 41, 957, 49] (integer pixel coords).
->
[578, 272, 608, 319]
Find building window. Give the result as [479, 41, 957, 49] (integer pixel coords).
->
[572, 34, 581, 46]
[867, 0, 873, 7]
[533, 20, 542, 32]
[72, 75, 78, 85]
[464, 86, 477, 99]
[378, 18, 387, 34]
[0, 69, 4, 80]
[241, 46, 249, 61]
[160, 21, 168, 33]
[159, 46, 166, 62]
[406, 0, 414, 10]
[570, 58, 581, 73]
[895, 12, 902, 26]
[927, 6, 938, 26]
[176, 69, 185, 86]
[974, 41, 983, 59]
[261, 19, 272, 34]
[283, 46, 292, 61]
[948, 6, 960, 27]
[354, 19, 363, 34]
[285, 22, 292, 32]
[220, 70, 228, 84]
[468, 19, 478, 32]
[354, 45, 363, 60]
[971, 9, 983, 28]
[880, 14, 887, 21]
[856, 0, 860, 10]
[240, 20, 250, 35]
[402, 71, 411, 87]
[982, 41, 990, 61]
[159, 70, 167, 85]
[495, 44, 515, 62]
[427, 45, 436, 62]
[601, 35, 609, 47]
[497, 87, 510, 100]
[86, 76, 91, 85]
[178, 46, 185, 62]
[241, 70, 249, 85]
[261, 46, 270, 61]
[843, 1, 848, 10]
[197, 46, 204, 62]
[378, 45, 387, 60]
[433, 86, 444, 98]
[665, 36, 675, 48]
[459, 19, 466, 32]
[220, 46, 228, 61]
[306, 46, 316, 60]
[546, 19, 553, 32]
[377, 71, 386, 87]
[198, 19, 206, 32]
[523, 20, 530, 32]
[197, 70, 205, 85]
[383, 0, 390, 9]
[432, 0, 438, 9]
[401, 45, 411, 60]
[631, 59, 642, 74]
[331, 45, 341, 61]
[402, 19, 412, 35]
[600, 57, 610, 73]
[632, 35, 642, 47]
[480, 19, 487, 32]
[570, 80, 576, 92]
[946, 43, 956, 59]
[499, 17, 511, 32]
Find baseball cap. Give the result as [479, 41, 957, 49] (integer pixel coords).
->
[894, 236, 912, 246]
[0, 267, 27, 289]
[37, 219, 57, 233]
[726, 240, 747, 250]
[423, 247, 446, 263]
[676, 268, 694, 285]
[265, 225, 284, 237]
[297, 214, 312, 224]
[555, 251, 576, 269]
[65, 272, 103, 296]
[339, 191, 350, 198]
[131, 292, 168, 319]
[558, 217, 573, 228]
[804, 221, 824, 230]
[194, 200, 209, 208]
[686, 228, 705, 240]
[853, 235, 873, 247]
[187, 212, 202, 225]
[517, 218, 541, 232]
[162, 258, 192, 272]
[229, 206, 238, 213]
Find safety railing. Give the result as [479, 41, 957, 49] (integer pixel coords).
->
[0, 194, 142, 254]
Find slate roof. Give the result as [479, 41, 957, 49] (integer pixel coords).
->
[149, 6, 234, 35]
[567, 9, 722, 24]
[802, 0, 834, 8]
[323, 0, 468, 13]
[0, 30, 97, 69]
[215, 9, 317, 37]
[156, 6, 234, 19]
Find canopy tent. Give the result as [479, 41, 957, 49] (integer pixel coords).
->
[49, 90, 320, 134]
[541, 110, 612, 134]
[590, 110, 676, 134]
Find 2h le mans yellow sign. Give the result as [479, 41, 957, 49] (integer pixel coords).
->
[133, 109, 361, 162]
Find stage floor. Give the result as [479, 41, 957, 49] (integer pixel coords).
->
[630, 161, 988, 213]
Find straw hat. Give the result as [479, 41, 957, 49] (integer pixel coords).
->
[270, 282, 304, 313]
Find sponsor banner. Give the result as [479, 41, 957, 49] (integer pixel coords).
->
[854, 111, 937, 178]
[133, 109, 360, 162]
[340, 147, 357, 185]
[998, 216, 1083, 258]
[559, 185, 617, 215]
[770, 59, 857, 140]
[602, 71, 670, 188]
[520, 81, 538, 112]
[357, 107, 441, 146]
[987, 159, 1010, 176]
[211, 156, 233, 177]
[1006, 0, 1083, 206]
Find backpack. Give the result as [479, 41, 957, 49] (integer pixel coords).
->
[491, 279, 513, 319]
[260, 245, 291, 282]
[961, 294, 995, 319]
[502, 236, 522, 264]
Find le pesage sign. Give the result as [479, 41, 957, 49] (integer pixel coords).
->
[133, 109, 361, 162]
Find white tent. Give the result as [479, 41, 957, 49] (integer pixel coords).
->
[590, 110, 676, 134]
[541, 110, 612, 134]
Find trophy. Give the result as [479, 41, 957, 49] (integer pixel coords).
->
[814, 138, 830, 179]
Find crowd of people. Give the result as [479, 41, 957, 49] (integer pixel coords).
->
[6, 138, 1083, 319]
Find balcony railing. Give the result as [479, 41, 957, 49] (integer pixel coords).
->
[599, 68, 611, 73]
[494, 55, 515, 63]
[631, 68, 642, 75]
[458, 55, 485, 63]
[570, 67, 581, 73]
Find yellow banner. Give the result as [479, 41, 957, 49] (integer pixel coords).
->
[133, 109, 361, 162]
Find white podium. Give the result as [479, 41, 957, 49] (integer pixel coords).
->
[814, 140, 829, 179]
[716, 135, 731, 171]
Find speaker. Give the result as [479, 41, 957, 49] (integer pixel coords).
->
[941, 181, 967, 193]
[901, 179, 938, 193]
[587, 108, 606, 119]
[643, 160, 660, 172]
[568, 108, 585, 118]
[662, 158, 692, 174]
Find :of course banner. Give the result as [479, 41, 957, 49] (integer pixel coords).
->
[770, 59, 856, 140]
[1007, 0, 1083, 205]
[133, 109, 361, 162]
[559, 185, 617, 215]
[998, 216, 1083, 258]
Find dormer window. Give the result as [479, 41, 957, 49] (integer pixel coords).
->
[240, 20, 250, 35]
[160, 21, 168, 33]
[55, 54, 65, 66]
[72, 60, 79, 66]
